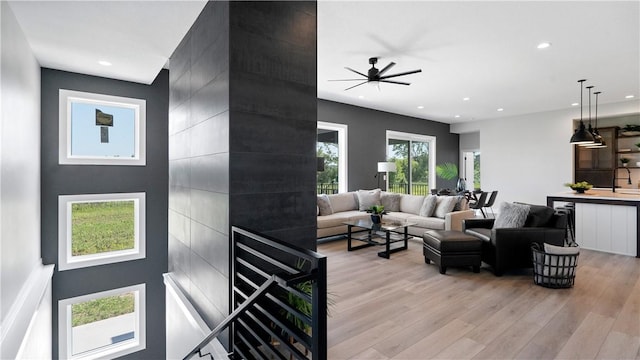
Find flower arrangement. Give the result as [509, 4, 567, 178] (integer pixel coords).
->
[565, 181, 593, 193]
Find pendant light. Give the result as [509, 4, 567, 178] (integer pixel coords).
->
[584, 91, 607, 148]
[579, 85, 596, 147]
[570, 79, 595, 144]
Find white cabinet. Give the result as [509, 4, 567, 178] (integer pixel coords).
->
[575, 203, 637, 256]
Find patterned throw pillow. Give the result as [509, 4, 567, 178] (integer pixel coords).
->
[493, 202, 530, 229]
[357, 189, 381, 211]
[317, 194, 333, 216]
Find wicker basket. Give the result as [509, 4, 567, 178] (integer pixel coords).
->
[531, 243, 579, 288]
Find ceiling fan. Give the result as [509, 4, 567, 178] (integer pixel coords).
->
[330, 57, 422, 91]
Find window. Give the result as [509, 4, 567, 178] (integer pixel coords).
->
[59, 89, 146, 165]
[59, 284, 146, 360]
[58, 193, 146, 271]
[317, 122, 348, 194]
[386, 131, 436, 195]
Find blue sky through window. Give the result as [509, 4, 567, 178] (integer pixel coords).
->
[71, 102, 135, 157]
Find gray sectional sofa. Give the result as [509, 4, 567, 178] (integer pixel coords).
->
[317, 189, 475, 238]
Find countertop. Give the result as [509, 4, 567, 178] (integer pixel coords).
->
[550, 188, 640, 202]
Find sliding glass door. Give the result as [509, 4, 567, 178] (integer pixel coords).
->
[387, 131, 436, 195]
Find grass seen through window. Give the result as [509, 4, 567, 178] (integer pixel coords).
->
[72, 293, 135, 327]
[71, 201, 135, 256]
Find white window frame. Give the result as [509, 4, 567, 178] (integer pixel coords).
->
[386, 130, 437, 190]
[59, 89, 146, 166]
[58, 284, 146, 360]
[58, 192, 146, 271]
[318, 121, 348, 193]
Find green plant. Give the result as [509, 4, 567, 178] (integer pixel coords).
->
[565, 181, 593, 191]
[635, 142, 640, 148]
[369, 205, 385, 214]
[435, 163, 458, 180]
[623, 124, 640, 132]
[621, 157, 631, 164]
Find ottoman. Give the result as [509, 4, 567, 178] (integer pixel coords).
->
[423, 230, 482, 274]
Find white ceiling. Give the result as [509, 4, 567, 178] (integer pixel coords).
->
[7, 1, 640, 124]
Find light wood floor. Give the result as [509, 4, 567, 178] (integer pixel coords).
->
[319, 237, 640, 360]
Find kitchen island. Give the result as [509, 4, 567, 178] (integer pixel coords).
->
[547, 189, 640, 257]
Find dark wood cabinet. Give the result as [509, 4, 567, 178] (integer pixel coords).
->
[574, 127, 617, 187]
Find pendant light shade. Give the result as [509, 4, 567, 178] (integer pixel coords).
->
[570, 79, 595, 144]
[584, 91, 607, 148]
[579, 85, 596, 147]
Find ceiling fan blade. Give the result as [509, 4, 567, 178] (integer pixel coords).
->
[380, 79, 410, 86]
[380, 69, 422, 80]
[344, 81, 369, 91]
[345, 67, 368, 78]
[328, 79, 369, 81]
[377, 62, 396, 77]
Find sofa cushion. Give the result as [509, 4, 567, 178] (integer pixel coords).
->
[380, 192, 402, 212]
[525, 205, 555, 227]
[384, 212, 414, 222]
[419, 195, 438, 217]
[400, 194, 426, 215]
[407, 215, 446, 230]
[317, 210, 366, 229]
[317, 194, 333, 216]
[493, 202, 530, 229]
[357, 189, 381, 211]
[434, 196, 458, 218]
[328, 192, 358, 213]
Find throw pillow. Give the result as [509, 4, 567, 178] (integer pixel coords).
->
[400, 194, 426, 215]
[357, 189, 381, 211]
[524, 204, 555, 227]
[419, 195, 438, 217]
[317, 194, 333, 216]
[380, 192, 402, 212]
[542, 243, 579, 278]
[433, 196, 458, 218]
[493, 202, 530, 229]
[453, 195, 468, 211]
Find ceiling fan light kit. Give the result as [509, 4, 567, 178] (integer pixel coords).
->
[329, 57, 422, 91]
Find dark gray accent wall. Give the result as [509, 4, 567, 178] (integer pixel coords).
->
[318, 99, 460, 190]
[168, 0, 317, 349]
[41, 68, 169, 359]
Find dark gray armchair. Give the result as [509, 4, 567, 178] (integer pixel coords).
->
[462, 204, 567, 276]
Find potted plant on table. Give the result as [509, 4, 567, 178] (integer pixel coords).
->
[367, 205, 386, 224]
[565, 181, 593, 194]
[621, 157, 631, 167]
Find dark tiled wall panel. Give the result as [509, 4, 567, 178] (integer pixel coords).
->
[168, 1, 317, 349]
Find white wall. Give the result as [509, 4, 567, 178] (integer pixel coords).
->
[0, 2, 49, 358]
[451, 100, 640, 208]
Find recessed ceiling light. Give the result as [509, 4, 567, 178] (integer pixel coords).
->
[417, 105, 424, 109]
[463, 97, 470, 101]
[625, 95, 635, 99]
[358, 95, 365, 99]
[454, 115, 461, 118]
[497, 108, 504, 112]
[571, 102, 579, 106]
[98, 60, 112, 66]
[537, 42, 551, 49]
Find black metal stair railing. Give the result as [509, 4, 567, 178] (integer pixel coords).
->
[183, 226, 327, 360]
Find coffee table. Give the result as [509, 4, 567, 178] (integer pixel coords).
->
[343, 219, 416, 259]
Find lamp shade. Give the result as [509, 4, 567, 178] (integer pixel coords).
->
[570, 121, 595, 144]
[377, 161, 397, 172]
